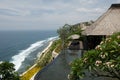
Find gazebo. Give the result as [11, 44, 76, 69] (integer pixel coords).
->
[68, 34, 80, 50]
[82, 4, 120, 50]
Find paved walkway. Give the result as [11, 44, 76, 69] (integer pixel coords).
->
[34, 49, 82, 80]
[34, 51, 69, 80]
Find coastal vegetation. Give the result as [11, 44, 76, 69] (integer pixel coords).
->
[37, 39, 62, 67]
[54, 39, 62, 53]
[70, 32, 120, 80]
[0, 61, 20, 80]
[21, 39, 62, 80]
[57, 21, 93, 42]
[57, 23, 84, 49]
[57, 24, 83, 40]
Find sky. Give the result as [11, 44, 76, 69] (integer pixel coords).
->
[0, 0, 120, 31]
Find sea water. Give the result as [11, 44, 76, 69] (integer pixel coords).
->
[0, 30, 57, 73]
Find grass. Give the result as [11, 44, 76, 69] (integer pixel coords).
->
[53, 39, 62, 53]
[20, 65, 41, 80]
[54, 43, 62, 53]
[37, 39, 61, 67]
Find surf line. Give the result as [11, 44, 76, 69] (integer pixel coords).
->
[10, 36, 58, 71]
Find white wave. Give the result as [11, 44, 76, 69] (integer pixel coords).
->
[10, 40, 45, 71]
[47, 36, 58, 41]
[10, 36, 58, 71]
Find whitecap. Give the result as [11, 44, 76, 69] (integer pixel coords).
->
[10, 40, 46, 71]
[10, 36, 58, 71]
[47, 36, 58, 42]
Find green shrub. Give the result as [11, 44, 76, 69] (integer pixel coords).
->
[0, 61, 20, 80]
[70, 32, 120, 80]
[37, 39, 62, 67]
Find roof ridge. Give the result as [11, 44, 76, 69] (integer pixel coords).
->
[110, 4, 120, 9]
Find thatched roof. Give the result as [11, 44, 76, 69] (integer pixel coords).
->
[83, 4, 120, 36]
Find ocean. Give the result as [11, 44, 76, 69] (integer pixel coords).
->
[0, 30, 58, 73]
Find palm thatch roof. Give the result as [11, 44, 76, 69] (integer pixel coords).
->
[83, 4, 120, 36]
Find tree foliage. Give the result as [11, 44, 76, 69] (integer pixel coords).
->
[70, 32, 120, 80]
[57, 24, 70, 41]
[57, 24, 83, 40]
[57, 24, 83, 49]
[0, 61, 20, 80]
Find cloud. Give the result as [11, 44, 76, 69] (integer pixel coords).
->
[117, 0, 120, 2]
[0, 8, 19, 16]
[0, 0, 119, 30]
[76, 7, 105, 13]
[0, 8, 31, 16]
[78, 0, 98, 5]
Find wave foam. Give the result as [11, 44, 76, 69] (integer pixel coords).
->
[10, 36, 58, 71]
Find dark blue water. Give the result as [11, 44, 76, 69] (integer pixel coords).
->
[0, 30, 57, 73]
